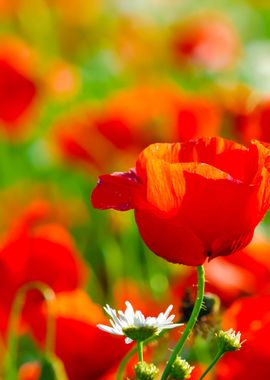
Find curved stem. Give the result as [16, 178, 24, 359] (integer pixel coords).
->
[116, 346, 137, 380]
[137, 341, 144, 362]
[4, 281, 56, 380]
[198, 346, 224, 380]
[161, 265, 205, 380]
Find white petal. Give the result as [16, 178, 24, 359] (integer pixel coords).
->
[161, 323, 183, 330]
[118, 311, 130, 326]
[134, 311, 145, 327]
[165, 315, 175, 323]
[125, 301, 135, 323]
[104, 306, 122, 328]
[145, 317, 156, 327]
[110, 320, 124, 334]
[163, 304, 173, 319]
[125, 337, 133, 344]
[97, 324, 123, 335]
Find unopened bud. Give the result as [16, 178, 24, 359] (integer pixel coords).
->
[217, 328, 244, 352]
[134, 361, 159, 380]
[169, 357, 194, 379]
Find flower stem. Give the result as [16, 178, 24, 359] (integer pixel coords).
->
[4, 281, 55, 380]
[117, 334, 158, 380]
[198, 345, 224, 380]
[161, 265, 205, 380]
[137, 341, 144, 362]
[116, 346, 137, 380]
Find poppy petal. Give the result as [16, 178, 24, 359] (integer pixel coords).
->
[91, 170, 140, 211]
[143, 158, 231, 212]
[135, 209, 205, 266]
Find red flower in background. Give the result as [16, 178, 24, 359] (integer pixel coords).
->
[0, 60, 36, 123]
[54, 84, 221, 173]
[92, 137, 270, 266]
[216, 295, 270, 380]
[94, 85, 221, 148]
[0, 37, 38, 137]
[171, 12, 240, 71]
[29, 290, 130, 380]
[216, 82, 270, 146]
[234, 98, 270, 144]
[0, 204, 86, 334]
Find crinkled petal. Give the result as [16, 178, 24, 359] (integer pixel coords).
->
[91, 170, 140, 211]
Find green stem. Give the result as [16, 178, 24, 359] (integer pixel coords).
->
[161, 265, 205, 380]
[116, 345, 137, 380]
[137, 341, 144, 362]
[117, 333, 160, 380]
[5, 281, 56, 380]
[198, 346, 224, 380]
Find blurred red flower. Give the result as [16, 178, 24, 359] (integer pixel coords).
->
[171, 12, 240, 71]
[233, 98, 270, 144]
[0, 206, 86, 333]
[92, 137, 270, 266]
[54, 84, 221, 173]
[0, 60, 36, 124]
[29, 290, 130, 380]
[0, 37, 38, 137]
[216, 295, 270, 380]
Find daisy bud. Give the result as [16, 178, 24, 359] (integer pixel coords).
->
[134, 362, 159, 380]
[169, 357, 194, 379]
[217, 328, 244, 352]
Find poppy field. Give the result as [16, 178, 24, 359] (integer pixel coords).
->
[1, 1, 270, 379]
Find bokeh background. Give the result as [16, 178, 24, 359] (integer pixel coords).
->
[1, 0, 270, 379]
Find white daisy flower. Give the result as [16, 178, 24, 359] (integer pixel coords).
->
[97, 301, 183, 344]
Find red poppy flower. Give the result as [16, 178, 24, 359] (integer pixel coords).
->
[28, 290, 130, 380]
[92, 137, 270, 266]
[216, 295, 270, 380]
[0, 216, 86, 333]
